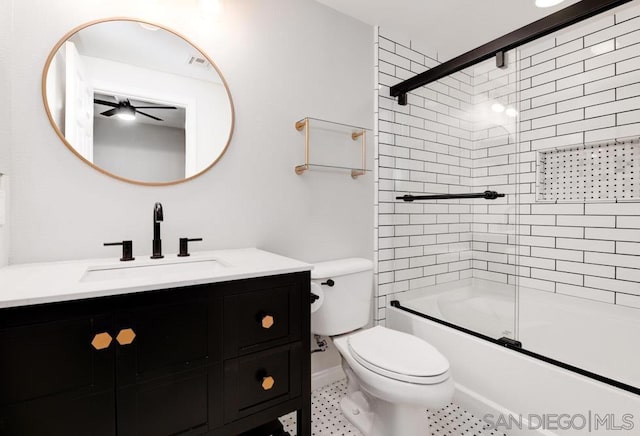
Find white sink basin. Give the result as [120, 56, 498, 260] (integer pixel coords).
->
[81, 259, 227, 283]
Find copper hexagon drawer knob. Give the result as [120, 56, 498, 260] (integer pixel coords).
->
[116, 328, 136, 345]
[261, 376, 275, 391]
[91, 332, 113, 350]
[261, 314, 274, 329]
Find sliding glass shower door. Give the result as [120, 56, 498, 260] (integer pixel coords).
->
[395, 49, 522, 345]
[513, 5, 640, 390]
[468, 49, 522, 344]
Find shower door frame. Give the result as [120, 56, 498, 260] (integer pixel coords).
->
[389, 0, 632, 105]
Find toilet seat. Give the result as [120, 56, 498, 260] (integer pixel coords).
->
[347, 326, 450, 385]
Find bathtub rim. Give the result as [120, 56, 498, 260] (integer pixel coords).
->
[389, 300, 640, 397]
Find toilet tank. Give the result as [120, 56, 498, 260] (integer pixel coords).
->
[311, 258, 373, 336]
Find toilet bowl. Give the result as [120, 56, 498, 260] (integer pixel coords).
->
[311, 258, 455, 436]
[334, 326, 454, 436]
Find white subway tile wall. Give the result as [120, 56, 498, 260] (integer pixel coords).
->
[375, 28, 487, 326]
[374, 3, 640, 325]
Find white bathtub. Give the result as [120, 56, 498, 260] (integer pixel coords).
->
[388, 278, 640, 436]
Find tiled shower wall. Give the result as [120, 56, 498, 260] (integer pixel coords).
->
[477, 3, 640, 309]
[374, 2, 640, 325]
[374, 29, 476, 324]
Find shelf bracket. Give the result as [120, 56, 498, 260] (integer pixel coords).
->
[351, 130, 366, 179]
[295, 118, 310, 175]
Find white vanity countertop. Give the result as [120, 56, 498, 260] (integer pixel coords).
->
[0, 248, 312, 309]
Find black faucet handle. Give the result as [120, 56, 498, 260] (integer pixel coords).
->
[178, 238, 203, 257]
[104, 240, 135, 262]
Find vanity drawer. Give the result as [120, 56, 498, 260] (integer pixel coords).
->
[223, 283, 301, 357]
[223, 343, 302, 422]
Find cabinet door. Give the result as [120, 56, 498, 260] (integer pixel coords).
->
[115, 286, 221, 436]
[0, 308, 115, 436]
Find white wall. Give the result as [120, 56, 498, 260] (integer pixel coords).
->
[0, 176, 9, 269]
[0, 0, 11, 175]
[0, 1, 12, 267]
[0, 4, 11, 173]
[93, 118, 186, 183]
[5, 0, 374, 265]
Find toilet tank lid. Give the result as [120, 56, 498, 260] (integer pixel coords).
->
[311, 258, 373, 279]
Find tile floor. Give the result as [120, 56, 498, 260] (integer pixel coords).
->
[280, 379, 508, 436]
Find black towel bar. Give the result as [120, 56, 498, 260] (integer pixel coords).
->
[397, 191, 505, 202]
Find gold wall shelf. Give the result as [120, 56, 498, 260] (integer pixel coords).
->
[294, 117, 369, 179]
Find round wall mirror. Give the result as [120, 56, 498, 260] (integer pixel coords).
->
[42, 18, 234, 186]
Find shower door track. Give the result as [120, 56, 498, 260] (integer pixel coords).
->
[389, 0, 633, 105]
[389, 300, 640, 396]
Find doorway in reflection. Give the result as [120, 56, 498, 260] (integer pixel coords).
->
[93, 93, 187, 183]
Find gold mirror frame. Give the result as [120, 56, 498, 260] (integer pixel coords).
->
[42, 17, 235, 187]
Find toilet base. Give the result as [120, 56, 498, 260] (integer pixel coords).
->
[339, 365, 434, 436]
[340, 387, 432, 436]
[340, 394, 372, 435]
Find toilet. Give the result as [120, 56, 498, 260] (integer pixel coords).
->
[311, 258, 454, 436]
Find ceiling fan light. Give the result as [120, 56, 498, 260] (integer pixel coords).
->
[535, 0, 565, 8]
[117, 106, 136, 121]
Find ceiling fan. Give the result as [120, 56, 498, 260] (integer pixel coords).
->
[94, 98, 177, 122]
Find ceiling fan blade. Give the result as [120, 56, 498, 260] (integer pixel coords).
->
[101, 108, 118, 117]
[94, 99, 119, 108]
[137, 111, 163, 121]
[134, 106, 177, 110]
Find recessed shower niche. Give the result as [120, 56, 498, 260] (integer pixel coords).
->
[536, 136, 640, 202]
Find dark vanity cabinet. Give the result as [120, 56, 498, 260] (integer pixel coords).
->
[0, 272, 311, 436]
[115, 287, 217, 436]
[0, 304, 116, 436]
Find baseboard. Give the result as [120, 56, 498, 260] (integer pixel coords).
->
[454, 383, 558, 436]
[311, 365, 345, 391]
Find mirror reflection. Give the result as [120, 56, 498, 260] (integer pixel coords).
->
[44, 19, 234, 185]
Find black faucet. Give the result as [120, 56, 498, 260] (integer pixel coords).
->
[151, 202, 164, 259]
